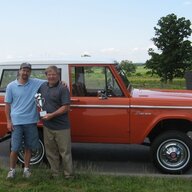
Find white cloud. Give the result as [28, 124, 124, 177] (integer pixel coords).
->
[184, 1, 192, 5]
[133, 47, 139, 51]
[132, 46, 151, 52]
[100, 48, 120, 54]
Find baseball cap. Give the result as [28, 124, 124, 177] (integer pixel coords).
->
[20, 62, 32, 69]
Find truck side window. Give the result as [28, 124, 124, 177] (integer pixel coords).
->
[71, 66, 123, 97]
[0, 69, 46, 92]
[106, 68, 124, 97]
[0, 70, 18, 91]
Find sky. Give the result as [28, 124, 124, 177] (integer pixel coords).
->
[0, 0, 191, 63]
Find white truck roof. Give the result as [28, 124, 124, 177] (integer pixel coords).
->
[0, 58, 118, 67]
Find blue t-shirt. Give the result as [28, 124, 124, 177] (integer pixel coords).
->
[5, 78, 45, 125]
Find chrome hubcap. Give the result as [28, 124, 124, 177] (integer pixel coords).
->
[157, 139, 190, 170]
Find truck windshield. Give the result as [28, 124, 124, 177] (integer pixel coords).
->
[115, 64, 132, 92]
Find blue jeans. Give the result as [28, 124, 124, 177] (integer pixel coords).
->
[11, 123, 39, 152]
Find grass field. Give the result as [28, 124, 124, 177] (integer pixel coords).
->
[129, 65, 186, 90]
[0, 166, 192, 192]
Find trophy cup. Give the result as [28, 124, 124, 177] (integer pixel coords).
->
[35, 93, 47, 117]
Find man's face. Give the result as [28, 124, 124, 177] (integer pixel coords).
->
[46, 70, 59, 85]
[19, 68, 31, 80]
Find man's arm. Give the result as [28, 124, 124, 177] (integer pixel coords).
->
[5, 103, 13, 131]
[41, 105, 70, 121]
[35, 78, 67, 87]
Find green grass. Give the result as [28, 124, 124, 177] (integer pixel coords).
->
[129, 77, 186, 89]
[129, 65, 186, 89]
[0, 166, 192, 192]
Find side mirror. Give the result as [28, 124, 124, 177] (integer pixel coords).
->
[97, 90, 107, 100]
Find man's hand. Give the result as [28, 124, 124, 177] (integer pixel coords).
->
[60, 81, 67, 87]
[41, 113, 53, 121]
[7, 121, 14, 132]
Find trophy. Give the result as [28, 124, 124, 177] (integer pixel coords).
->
[35, 93, 47, 117]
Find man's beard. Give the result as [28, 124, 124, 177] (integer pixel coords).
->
[21, 74, 29, 80]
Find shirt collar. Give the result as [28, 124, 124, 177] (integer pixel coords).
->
[15, 78, 30, 86]
[47, 80, 60, 88]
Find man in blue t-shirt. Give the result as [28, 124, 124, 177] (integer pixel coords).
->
[5, 62, 45, 179]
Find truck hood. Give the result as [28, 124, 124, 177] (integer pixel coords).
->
[132, 88, 192, 100]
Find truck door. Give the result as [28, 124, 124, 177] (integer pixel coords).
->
[69, 65, 130, 143]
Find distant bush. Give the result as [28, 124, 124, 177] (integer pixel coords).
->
[120, 60, 137, 76]
[135, 73, 142, 76]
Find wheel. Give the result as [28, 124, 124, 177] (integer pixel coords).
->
[18, 139, 45, 165]
[151, 131, 192, 174]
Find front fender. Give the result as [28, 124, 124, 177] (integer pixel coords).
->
[130, 107, 192, 144]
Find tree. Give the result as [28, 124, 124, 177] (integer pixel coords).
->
[119, 60, 136, 76]
[145, 13, 192, 83]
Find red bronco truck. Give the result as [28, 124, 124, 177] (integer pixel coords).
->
[1, 59, 192, 174]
